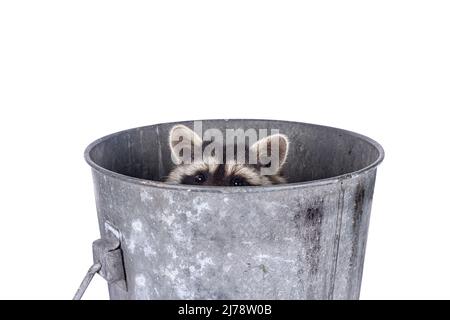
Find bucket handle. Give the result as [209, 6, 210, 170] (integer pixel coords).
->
[73, 225, 127, 300]
[73, 262, 102, 300]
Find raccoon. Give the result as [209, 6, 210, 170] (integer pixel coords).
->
[165, 125, 289, 186]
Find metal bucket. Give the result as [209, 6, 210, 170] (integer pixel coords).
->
[84, 119, 384, 300]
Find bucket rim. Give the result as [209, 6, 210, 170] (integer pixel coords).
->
[84, 119, 384, 193]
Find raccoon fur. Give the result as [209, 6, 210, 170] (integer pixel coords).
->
[166, 125, 289, 186]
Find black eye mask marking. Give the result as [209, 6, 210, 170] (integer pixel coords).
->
[229, 176, 250, 187]
[194, 172, 207, 184]
[181, 171, 208, 185]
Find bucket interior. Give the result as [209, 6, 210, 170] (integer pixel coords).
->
[87, 120, 382, 184]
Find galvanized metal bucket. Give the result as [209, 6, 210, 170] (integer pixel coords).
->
[82, 119, 384, 300]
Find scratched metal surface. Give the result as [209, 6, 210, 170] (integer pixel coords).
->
[85, 120, 384, 300]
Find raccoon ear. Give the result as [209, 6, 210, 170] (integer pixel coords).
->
[169, 125, 203, 164]
[250, 134, 289, 171]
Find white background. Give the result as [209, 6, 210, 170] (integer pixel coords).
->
[1, 1, 449, 300]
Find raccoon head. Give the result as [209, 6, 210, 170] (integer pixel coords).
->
[165, 125, 289, 186]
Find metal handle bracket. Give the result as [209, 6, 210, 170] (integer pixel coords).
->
[92, 238, 126, 290]
[73, 222, 126, 300]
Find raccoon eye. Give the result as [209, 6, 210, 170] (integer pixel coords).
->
[230, 177, 249, 187]
[193, 173, 207, 184]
